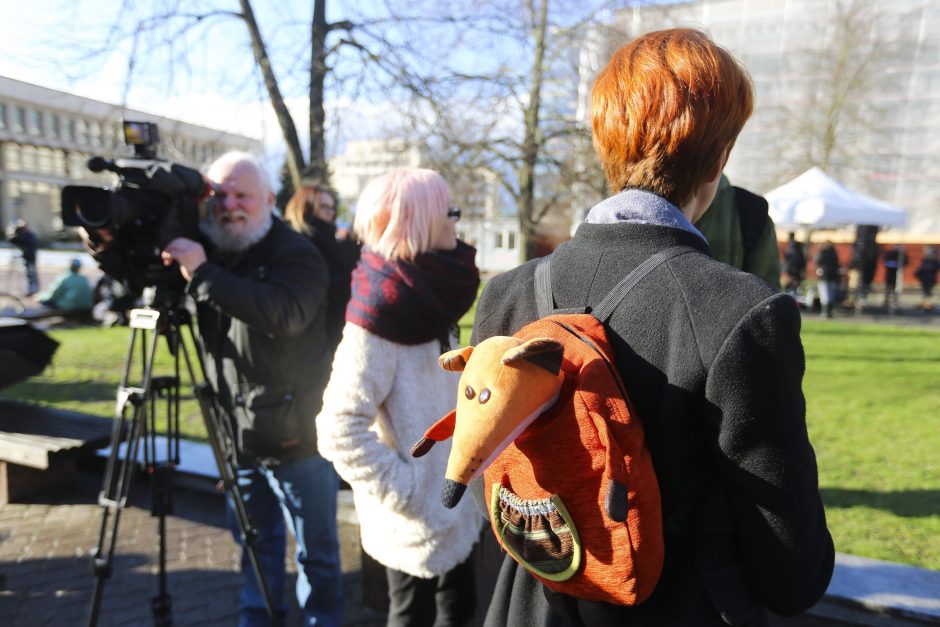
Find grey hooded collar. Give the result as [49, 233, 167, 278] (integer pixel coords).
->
[584, 189, 706, 243]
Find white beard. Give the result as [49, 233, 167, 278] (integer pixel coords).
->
[200, 212, 273, 252]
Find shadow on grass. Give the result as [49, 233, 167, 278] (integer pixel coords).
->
[806, 353, 940, 363]
[1, 380, 119, 402]
[801, 326, 940, 340]
[820, 488, 940, 518]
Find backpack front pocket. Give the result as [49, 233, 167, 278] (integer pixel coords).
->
[490, 484, 581, 581]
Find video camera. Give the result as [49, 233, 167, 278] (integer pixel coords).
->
[61, 121, 209, 299]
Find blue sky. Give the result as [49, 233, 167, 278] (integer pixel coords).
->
[0, 0, 672, 168]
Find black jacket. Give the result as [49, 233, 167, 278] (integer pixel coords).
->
[473, 221, 834, 626]
[188, 219, 331, 464]
[10, 227, 38, 263]
[814, 246, 841, 282]
[302, 216, 360, 352]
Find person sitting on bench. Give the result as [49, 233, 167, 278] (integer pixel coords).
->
[38, 258, 93, 313]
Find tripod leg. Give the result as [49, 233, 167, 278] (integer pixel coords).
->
[177, 324, 277, 623]
[87, 386, 148, 627]
[148, 375, 181, 627]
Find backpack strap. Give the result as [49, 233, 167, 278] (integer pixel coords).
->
[534, 255, 555, 318]
[592, 247, 698, 323]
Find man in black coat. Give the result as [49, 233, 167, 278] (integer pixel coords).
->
[472, 29, 833, 626]
[162, 152, 343, 627]
[8, 221, 39, 295]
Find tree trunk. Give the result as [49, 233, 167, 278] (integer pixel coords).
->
[308, 0, 329, 184]
[518, 0, 548, 262]
[238, 0, 305, 189]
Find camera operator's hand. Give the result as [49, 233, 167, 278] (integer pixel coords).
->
[163, 237, 207, 282]
[78, 226, 114, 254]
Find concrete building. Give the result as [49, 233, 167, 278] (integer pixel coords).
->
[579, 0, 940, 236]
[329, 138, 425, 210]
[0, 75, 260, 238]
[329, 138, 520, 273]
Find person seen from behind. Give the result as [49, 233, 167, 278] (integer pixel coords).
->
[915, 245, 939, 310]
[284, 182, 360, 353]
[472, 28, 833, 626]
[882, 244, 907, 310]
[38, 257, 93, 312]
[316, 169, 482, 627]
[814, 241, 841, 319]
[782, 231, 806, 296]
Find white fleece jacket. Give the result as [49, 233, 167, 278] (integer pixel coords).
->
[316, 323, 482, 578]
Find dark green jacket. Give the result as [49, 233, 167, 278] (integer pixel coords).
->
[695, 175, 782, 290]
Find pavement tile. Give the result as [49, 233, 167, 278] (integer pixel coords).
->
[0, 468, 385, 626]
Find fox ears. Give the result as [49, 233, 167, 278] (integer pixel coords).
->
[438, 337, 564, 376]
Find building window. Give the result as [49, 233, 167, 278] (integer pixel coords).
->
[495, 231, 503, 248]
[48, 113, 60, 139]
[21, 145, 37, 171]
[52, 149, 66, 176]
[29, 109, 42, 136]
[0, 103, 6, 130]
[37, 147, 53, 174]
[14, 106, 26, 133]
[76, 119, 88, 145]
[89, 121, 101, 147]
[69, 151, 92, 179]
[3, 143, 21, 171]
[507, 231, 516, 250]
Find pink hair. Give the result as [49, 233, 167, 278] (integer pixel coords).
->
[353, 169, 451, 261]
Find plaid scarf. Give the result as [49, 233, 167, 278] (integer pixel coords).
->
[347, 240, 480, 348]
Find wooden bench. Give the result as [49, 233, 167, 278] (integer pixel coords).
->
[0, 399, 113, 504]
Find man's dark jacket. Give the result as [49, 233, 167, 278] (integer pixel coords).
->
[187, 219, 330, 464]
[472, 220, 834, 626]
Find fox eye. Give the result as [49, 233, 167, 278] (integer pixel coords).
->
[479, 388, 491, 404]
[464, 385, 475, 399]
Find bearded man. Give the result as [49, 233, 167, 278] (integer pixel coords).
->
[159, 151, 343, 627]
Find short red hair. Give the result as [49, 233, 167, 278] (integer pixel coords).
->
[591, 29, 753, 207]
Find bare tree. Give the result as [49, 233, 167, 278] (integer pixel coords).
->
[391, 0, 627, 261]
[43, 0, 466, 189]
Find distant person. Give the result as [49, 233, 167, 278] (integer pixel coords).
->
[38, 258, 93, 312]
[91, 275, 137, 326]
[854, 225, 880, 305]
[694, 173, 781, 289]
[814, 241, 841, 318]
[915, 246, 939, 310]
[7, 220, 39, 296]
[782, 231, 806, 296]
[316, 169, 482, 627]
[882, 244, 907, 309]
[284, 182, 360, 353]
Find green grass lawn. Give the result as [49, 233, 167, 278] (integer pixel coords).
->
[2, 316, 938, 570]
[800, 319, 940, 570]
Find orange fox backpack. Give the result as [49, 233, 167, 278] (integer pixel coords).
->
[481, 247, 695, 606]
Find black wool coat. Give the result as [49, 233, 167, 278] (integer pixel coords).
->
[472, 221, 834, 626]
[189, 219, 331, 465]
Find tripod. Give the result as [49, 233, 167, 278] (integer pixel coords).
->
[87, 292, 275, 626]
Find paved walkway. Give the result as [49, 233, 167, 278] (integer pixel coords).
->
[0, 467, 385, 626]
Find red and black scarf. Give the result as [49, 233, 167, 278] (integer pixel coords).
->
[346, 240, 480, 348]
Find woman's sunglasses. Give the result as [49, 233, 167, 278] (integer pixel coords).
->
[447, 207, 461, 220]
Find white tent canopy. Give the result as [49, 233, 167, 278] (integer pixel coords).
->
[766, 167, 907, 230]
